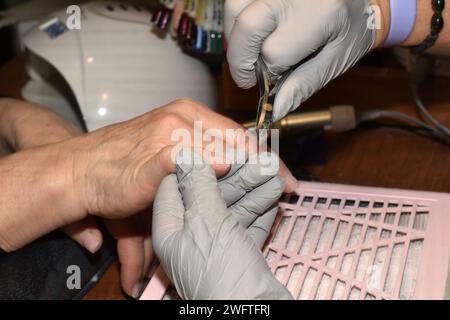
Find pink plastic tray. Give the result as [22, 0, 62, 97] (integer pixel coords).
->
[140, 181, 450, 300]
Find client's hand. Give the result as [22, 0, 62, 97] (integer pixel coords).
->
[69, 99, 297, 297]
[0, 98, 298, 298]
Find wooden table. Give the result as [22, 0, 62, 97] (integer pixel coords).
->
[1, 57, 449, 300]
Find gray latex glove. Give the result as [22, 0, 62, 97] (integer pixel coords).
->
[225, 0, 377, 121]
[152, 152, 293, 300]
[218, 153, 283, 248]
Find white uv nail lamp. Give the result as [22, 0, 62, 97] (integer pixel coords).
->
[21, 1, 218, 132]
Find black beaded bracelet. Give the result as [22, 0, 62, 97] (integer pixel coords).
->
[411, 0, 446, 54]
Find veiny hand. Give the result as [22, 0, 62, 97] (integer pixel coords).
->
[67, 99, 297, 297]
[70, 99, 296, 218]
[152, 150, 293, 299]
[225, 0, 377, 121]
[0, 98, 297, 298]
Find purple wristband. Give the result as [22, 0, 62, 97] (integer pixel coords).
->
[382, 0, 417, 47]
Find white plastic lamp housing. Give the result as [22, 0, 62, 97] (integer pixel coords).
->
[22, 1, 218, 131]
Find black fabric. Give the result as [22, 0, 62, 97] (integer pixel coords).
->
[0, 229, 115, 300]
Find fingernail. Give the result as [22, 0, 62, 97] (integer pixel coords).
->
[83, 231, 101, 254]
[132, 281, 143, 299]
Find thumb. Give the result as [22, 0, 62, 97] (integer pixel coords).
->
[224, 0, 254, 40]
[175, 149, 228, 230]
[138, 145, 178, 200]
[139, 145, 230, 201]
[152, 148, 230, 255]
[152, 174, 185, 259]
[273, 48, 337, 121]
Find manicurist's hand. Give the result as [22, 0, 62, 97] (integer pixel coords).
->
[152, 150, 293, 299]
[225, 0, 385, 121]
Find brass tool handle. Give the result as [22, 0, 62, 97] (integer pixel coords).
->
[243, 105, 357, 135]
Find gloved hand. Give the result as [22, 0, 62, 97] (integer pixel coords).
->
[152, 151, 293, 299]
[218, 152, 284, 248]
[225, 0, 377, 121]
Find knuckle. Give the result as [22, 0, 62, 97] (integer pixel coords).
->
[225, 0, 243, 18]
[234, 9, 260, 34]
[170, 98, 202, 112]
[159, 112, 185, 129]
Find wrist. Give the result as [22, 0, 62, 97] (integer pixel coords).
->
[53, 140, 89, 223]
[403, 0, 433, 46]
[0, 142, 87, 251]
[373, 0, 391, 48]
[65, 133, 99, 217]
[403, 0, 449, 48]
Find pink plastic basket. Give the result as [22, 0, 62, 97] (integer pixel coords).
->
[140, 181, 450, 300]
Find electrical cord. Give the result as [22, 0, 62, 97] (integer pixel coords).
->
[410, 55, 450, 137]
[412, 86, 450, 137]
[358, 110, 437, 132]
[357, 55, 450, 145]
[357, 109, 449, 145]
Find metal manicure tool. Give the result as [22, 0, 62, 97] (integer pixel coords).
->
[255, 56, 292, 148]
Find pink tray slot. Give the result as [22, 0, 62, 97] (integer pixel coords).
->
[140, 181, 450, 300]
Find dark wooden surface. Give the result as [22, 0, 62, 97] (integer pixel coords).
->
[1, 57, 449, 300]
[222, 62, 450, 193]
